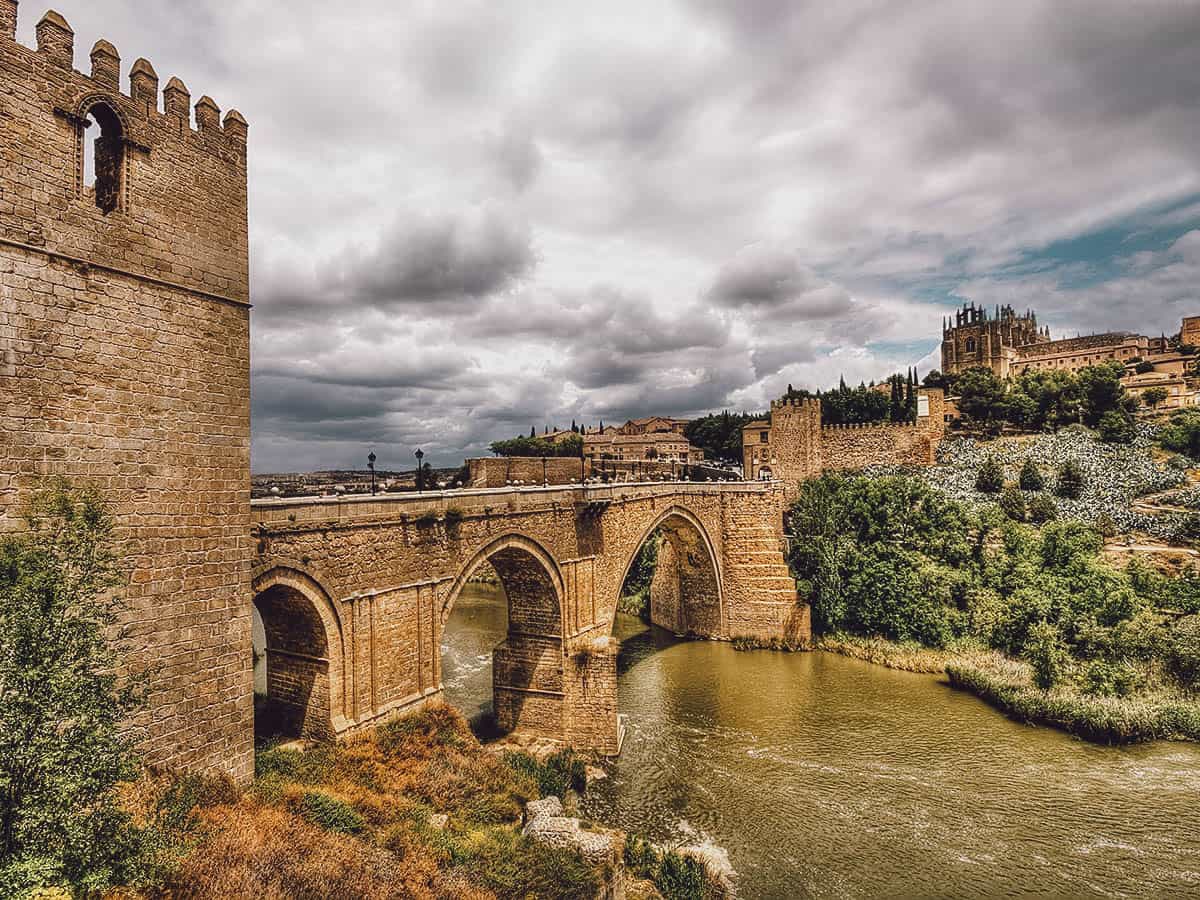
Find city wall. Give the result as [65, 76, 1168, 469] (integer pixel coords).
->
[745, 389, 945, 483]
[0, 6, 254, 779]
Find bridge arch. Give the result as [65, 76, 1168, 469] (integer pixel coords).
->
[251, 566, 346, 742]
[619, 504, 725, 638]
[440, 533, 567, 738]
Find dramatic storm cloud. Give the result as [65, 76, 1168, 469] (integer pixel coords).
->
[28, 0, 1200, 471]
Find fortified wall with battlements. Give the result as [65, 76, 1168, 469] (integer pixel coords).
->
[0, 5, 254, 779]
[743, 389, 946, 483]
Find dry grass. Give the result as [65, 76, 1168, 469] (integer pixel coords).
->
[115, 704, 602, 899]
[946, 654, 1200, 743]
[165, 801, 485, 900]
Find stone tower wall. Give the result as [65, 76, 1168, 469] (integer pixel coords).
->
[0, 6, 253, 779]
[765, 398, 822, 483]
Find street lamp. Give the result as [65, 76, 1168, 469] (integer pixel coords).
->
[368, 451, 377, 495]
[414, 448, 425, 492]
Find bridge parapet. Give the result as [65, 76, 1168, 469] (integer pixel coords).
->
[251, 480, 784, 531]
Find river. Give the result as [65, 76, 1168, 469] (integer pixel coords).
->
[442, 585, 1200, 898]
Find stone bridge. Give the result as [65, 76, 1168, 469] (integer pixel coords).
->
[251, 481, 809, 754]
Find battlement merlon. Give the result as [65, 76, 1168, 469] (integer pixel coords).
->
[2, 7, 250, 147]
[0, 5, 251, 305]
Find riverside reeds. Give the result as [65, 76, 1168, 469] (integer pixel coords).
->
[946, 655, 1200, 743]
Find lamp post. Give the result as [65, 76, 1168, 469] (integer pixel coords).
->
[415, 448, 424, 492]
[368, 451, 377, 495]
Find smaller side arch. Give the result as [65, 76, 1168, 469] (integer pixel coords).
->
[251, 566, 348, 739]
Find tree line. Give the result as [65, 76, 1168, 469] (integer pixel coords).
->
[931, 361, 1142, 442]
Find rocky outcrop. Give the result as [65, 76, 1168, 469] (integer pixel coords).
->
[523, 797, 626, 899]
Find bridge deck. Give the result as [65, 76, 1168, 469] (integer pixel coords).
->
[251, 479, 783, 528]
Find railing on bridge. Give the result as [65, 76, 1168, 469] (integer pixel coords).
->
[250, 479, 784, 526]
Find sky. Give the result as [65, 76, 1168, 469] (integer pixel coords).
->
[22, 1, 1200, 472]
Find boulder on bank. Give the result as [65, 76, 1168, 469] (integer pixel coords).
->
[522, 797, 620, 867]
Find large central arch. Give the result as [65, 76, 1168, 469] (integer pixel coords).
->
[441, 534, 568, 738]
[618, 505, 725, 638]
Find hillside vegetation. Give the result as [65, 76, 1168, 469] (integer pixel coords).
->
[787, 473, 1200, 742]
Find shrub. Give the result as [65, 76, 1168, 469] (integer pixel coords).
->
[299, 792, 365, 835]
[1028, 494, 1058, 524]
[624, 835, 711, 900]
[999, 486, 1027, 522]
[502, 750, 586, 798]
[1018, 459, 1045, 491]
[1158, 411, 1200, 459]
[1055, 460, 1085, 499]
[1098, 410, 1136, 444]
[0, 481, 159, 898]
[1082, 660, 1143, 698]
[975, 457, 1005, 494]
[1165, 616, 1200, 692]
[1025, 621, 1068, 690]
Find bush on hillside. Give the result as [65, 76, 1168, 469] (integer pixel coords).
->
[999, 486, 1027, 522]
[1098, 410, 1136, 445]
[975, 457, 1005, 494]
[1018, 459, 1045, 491]
[1055, 460, 1085, 499]
[1028, 494, 1058, 524]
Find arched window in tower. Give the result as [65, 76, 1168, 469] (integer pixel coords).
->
[966, 337, 977, 353]
[81, 103, 124, 214]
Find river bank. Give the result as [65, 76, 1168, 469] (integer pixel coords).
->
[806, 632, 1200, 743]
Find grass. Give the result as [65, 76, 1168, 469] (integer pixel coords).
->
[731, 635, 811, 653]
[809, 632, 1200, 744]
[813, 633, 960, 673]
[946, 655, 1200, 744]
[126, 703, 606, 898]
[624, 834, 728, 899]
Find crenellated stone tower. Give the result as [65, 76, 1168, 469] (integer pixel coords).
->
[0, 4, 253, 778]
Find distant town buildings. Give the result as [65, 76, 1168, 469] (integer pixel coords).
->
[583, 417, 703, 463]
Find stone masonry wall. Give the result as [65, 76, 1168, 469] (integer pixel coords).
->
[749, 389, 945, 486]
[0, 8, 252, 778]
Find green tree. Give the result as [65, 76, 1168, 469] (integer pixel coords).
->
[0, 481, 153, 896]
[1025, 621, 1067, 690]
[1018, 459, 1045, 491]
[956, 367, 1007, 424]
[1142, 386, 1169, 409]
[1027, 494, 1058, 525]
[1055, 460, 1085, 499]
[1157, 410, 1200, 458]
[975, 457, 1005, 494]
[1097, 410, 1136, 444]
[1077, 361, 1128, 426]
[999, 486, 1027, 522]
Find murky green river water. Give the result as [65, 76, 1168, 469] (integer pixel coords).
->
[443, 586, 1200, 899]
